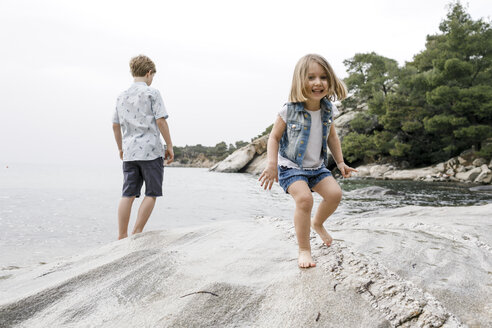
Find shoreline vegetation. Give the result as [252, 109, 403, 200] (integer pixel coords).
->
[175, 2, 492, 186]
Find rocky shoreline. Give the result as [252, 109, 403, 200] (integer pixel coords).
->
[209, 135, 492, 185]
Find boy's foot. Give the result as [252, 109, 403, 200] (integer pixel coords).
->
[311, 222, 333, 247]
[298, 250, 316, 268]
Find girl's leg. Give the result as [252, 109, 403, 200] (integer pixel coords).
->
[288, 180, 316, 268]
[311, 176, 342, 246]
[118, 196, 136, 240]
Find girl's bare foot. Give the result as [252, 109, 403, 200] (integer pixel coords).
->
[311, 222, 333, 247]
[298, 249, 316, 268]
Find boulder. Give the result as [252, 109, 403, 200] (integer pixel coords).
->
[446, 168, 455, 176]
[369, 164, 394, 178]
[434, 162, 446, 172]
[446, 157, 459, 168]
[210, 144, 256, 173]
[459, 149, 476, 164]
[472, 158, 487, 167]
[352, 165, 372, 178]
[251, 135, 268, 154]
[456, 165, 466, 173]
[244, 152, 267, 175]
[455, 167, 482, 182]
[474, 165, 492, 184]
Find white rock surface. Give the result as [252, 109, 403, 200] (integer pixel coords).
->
[2, 204, 491, 327]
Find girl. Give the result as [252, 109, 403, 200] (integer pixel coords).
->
[259, 54, 356, 268]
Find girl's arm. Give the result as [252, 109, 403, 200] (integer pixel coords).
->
[259, 115, 286, 190]
[327, 126, 357, 178]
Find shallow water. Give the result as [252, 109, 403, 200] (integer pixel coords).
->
[0, 164, 491, 267]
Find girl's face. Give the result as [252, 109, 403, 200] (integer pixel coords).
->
[304, 62, 329, 103]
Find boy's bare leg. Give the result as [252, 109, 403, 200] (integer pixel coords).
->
[311, 176, 342, 246]
[288, 181, 316, 268]
[132, 196, 156, 234]
[118, 196, 136, 240]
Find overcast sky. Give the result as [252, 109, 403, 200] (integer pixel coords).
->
[1, 0, 491, 165]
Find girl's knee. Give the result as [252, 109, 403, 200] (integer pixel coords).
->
[334, 187, 342, 202]
[295, 194, 313, 211]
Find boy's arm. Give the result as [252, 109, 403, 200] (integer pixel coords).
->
[112, 123, 123, 160]
[156, 118, 174, 164]
[327, 127, 357, 178]
[259, 115, 286, 190]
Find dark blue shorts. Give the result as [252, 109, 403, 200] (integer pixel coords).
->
[122, 157, 164, 198]
[278, 165, 332, 194]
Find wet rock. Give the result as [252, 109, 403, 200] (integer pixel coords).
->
[348, 186, 401, 197]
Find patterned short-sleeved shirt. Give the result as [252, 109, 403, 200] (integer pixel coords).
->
[113, 82, 169, 161]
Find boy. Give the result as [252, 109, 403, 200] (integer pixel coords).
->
[112, 55, 173, 240]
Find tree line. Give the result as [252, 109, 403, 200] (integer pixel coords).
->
[341, 2, 492, 166]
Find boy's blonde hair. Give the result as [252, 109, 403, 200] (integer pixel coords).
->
[289, 54, 347, 102]
[129, 55, 156, 77]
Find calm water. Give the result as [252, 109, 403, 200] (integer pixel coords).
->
[1, 164, 491, 267]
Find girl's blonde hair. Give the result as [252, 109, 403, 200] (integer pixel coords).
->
[289, 54, 347, 102]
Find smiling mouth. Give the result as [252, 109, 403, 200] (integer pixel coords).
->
[312, 89, 324, 93]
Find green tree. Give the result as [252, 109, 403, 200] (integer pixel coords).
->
[342, 2, 492, 165]
[343, 52, 399, 110]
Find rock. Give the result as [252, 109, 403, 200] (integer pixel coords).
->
[469, 185, 492, 192]
[459, 149, 476, 163]
[369, 165, 393, 178]
[251, 135, 268, 154]
[458, 157, 468, 165]
[455, 167, 482, 182]
[384, 167, 440, 181]
[456, 165, 466, 173]
[210, 135, 269, 173]
[347, 186, 401, 197]
[334, 111, 359, 139]
[475, 171, 492, 184]
[474, 165, 492, 184]
[210, 144, 257, 173]
[446, 157, 459, 168]
[434, 162, 445, 172]
[352, 165, 372, 178]
[446, 168, 455, 176]
[472, 158, 487, 167]
[244, 152, 267, 175]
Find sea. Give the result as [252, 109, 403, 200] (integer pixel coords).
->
[1, 163, 491, 268]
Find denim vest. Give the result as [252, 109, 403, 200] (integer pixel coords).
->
[279, 98, 333, 169]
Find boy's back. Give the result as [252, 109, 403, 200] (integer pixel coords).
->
[112, 54, 173, 240]
[113, 82, 168, 161]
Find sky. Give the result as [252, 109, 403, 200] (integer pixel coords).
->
[0, 0, 491, 166]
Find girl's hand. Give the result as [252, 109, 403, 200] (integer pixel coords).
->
[337, 162, 357, 178]
[259, 165, 278, 190]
